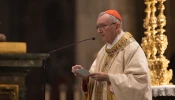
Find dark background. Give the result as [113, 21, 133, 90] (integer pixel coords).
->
[0, 0, 175, 100]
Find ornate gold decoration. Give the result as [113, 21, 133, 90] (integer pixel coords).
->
[0, 84, 19, 100]
[141, 0, 172, 86]
[104, 32, 135, 71]
[0, 42, 27, 54]
[105, 32, 135, 56]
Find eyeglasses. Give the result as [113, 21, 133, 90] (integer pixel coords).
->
[96, 23, 116, 30]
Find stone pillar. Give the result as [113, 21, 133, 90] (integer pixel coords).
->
[0, 53, 46, 100]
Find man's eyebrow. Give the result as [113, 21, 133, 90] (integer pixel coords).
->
[97, 23, 106, 25]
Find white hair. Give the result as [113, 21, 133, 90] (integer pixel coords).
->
[98, 12, 123, 31]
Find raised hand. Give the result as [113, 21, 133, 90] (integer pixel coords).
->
[72, 65, 89, 82]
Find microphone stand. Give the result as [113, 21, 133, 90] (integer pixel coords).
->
[43, 37, 95, 100]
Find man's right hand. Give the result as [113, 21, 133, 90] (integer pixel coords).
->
[72, 65, 89, 82]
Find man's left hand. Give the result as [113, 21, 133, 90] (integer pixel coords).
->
[89, 72, 109, 82]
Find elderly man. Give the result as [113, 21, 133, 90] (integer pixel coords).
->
[72, 10, 152, 100]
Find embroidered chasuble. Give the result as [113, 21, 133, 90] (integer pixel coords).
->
[83, 32, 152, 100]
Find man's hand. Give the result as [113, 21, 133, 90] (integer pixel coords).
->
[89, 72, 109, 82]
[72, 65, 89, 82]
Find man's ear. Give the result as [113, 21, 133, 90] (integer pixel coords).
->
[116, 23, 120, 32]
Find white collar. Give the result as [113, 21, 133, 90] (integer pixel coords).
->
[106, 31, 125, 49]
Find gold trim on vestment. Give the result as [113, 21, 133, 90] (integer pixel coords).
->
[102, 32, 135, 72]
[105, 32, 135, 57]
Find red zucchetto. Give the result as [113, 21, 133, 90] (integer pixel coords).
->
[105, 10, 122, 21]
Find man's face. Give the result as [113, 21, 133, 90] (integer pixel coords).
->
[96, 14, 118, 44]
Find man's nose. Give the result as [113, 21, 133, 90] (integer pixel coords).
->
[97, 28, 102, 33]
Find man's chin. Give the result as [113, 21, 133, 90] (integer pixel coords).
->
[101, 38, 107, 42]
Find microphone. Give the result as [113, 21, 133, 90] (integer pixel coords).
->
[45, 37, 95, 57]
[44, 37, 96, 63]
